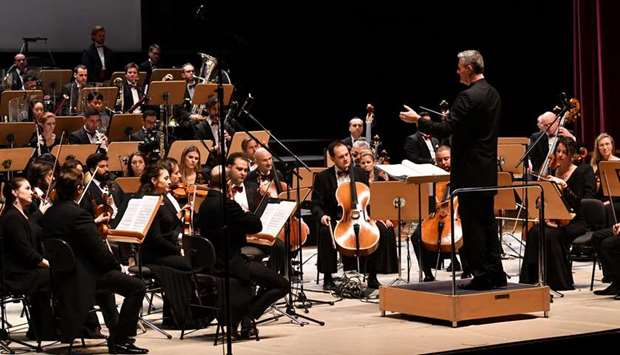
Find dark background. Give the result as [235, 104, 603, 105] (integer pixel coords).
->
[2, 1, 573, 162]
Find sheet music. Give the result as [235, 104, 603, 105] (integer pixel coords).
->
[114, 195, 160, 234]
[258, 201, 297, 237]
[377, 159, 449, 179]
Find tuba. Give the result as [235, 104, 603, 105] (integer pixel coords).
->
[197, 52, 218, 82]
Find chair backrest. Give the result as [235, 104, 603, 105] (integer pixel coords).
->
[188, 236, 216, 273]
[580, 199, 609, 231]
[42, 238, 76, 273]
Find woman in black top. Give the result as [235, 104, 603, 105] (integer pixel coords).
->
[0, 177, 55, 340]
[520, 136, 596, 290]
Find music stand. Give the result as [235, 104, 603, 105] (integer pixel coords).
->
[494, 172, 523, 258]
[78, 87, 118, 113]
[107, 142, 141, 172]
[498, 137, 529, 145]
[0, 122, 35, 147]
[516, 180, 574, 221]
[292, 167, 325, 199]
[0, 90, 43, 120]
[370, 181, 429, 283]
[0, 147, 34, 172]
[149, 69, 183, 82]
[111, 71, 147, 88]
[147, 80, 185, 150]
[54, 116, 84, 140]
[166, 140, 213, 166]
[599, 161, 620, 223]
[227, 130, 270, 157]
[51, 144, 98, 164]
[498, 144, 526, 178]
[109, 113, 142, 141]
[202, 83, 234, 106]
[115, 177, 142, 194]
[40, 69, 72, 102]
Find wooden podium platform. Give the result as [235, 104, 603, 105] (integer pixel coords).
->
[379, 280, 549, 327]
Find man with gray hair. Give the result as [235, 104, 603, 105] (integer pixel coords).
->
[342, 117, 365, 148]
[400, 49, 506, 290]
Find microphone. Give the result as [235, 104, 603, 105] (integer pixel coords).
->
[560, 92, 571, 108]
[223, 100, 239, 127]
[239, 93, 254, 116]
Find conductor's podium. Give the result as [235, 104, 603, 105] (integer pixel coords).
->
[379, 280, 549, 327]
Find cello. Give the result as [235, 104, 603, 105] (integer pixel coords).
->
[333, 163, 380, 257]
[421, 182, 463, 254]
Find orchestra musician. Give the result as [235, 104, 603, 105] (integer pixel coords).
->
[591, 133, 620, 197]
[342, 117, 364, 149]
[122, 62, 144, 113]
[125, 152, 147, 178]
[25, 159, 54, 214]
[311, 141, 392, 290]
[528, 111, 577, 174]
[3, 53, 27, 90]
[350, 139, 371, 165]
[29, 112, 60, 157]
[519, 136, 595, 290]
[39, 168, 148, 354]
[227, 152, 259, 213]
[81, 25, 114, 83]
[179, 145, 207, 186]
[28, 98, 45, 123]
[0, 177, 55, 340]
[78, 153, 123, 227]
[68, 107, 109, 151]
[62, 64, 88, 116]
[199, 165, 289, 339]
[241, 137, 259, 171]
[404, 130, 439, 165]
[400, 50, 506, 290]
[139, 44, 161, 84]
[193, 96, 234, 152]
[591, 223, 620, 298]
[131, 110, 158, 141]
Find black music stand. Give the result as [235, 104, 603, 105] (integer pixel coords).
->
[147, 80, 185, 152]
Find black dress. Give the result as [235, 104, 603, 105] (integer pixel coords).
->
[520, 164, 596, 290]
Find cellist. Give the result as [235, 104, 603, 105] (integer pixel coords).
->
[311, 141, 393, 290]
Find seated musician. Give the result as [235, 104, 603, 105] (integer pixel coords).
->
[0, 177, 55, 340]
[342, 117, 364, 149]
[62, 64, 88, 115]
[39, 168, 148, 354]
[520, 136, 595, 290]
[591, 223, 620, 298]
[350, 139, 371, 165]
[139, 44, 161, 83]
[528, 111, 577, 174]
[199, 165, 289, 339]
[29, 112, 60, 156]
[3, 53, 27, 90]
[194, 96, 234, 152]
[311, 141, 394, 290]
[78, 153, 124, 227]
[245, 148, 289, 274]
[131, 110, 158, 141]
[404, 128, 439, 165]
[170, 63, 201, 140]
[125, 152, 147, 178]
[25, 159, 54, 214]
[68, 108, 109, 152]
[179, 145, 207, 186]
[591, 133, 620, 198]
[28, 98, 45, 123]
[241, 137, 259, 171]
[122, 62, 144, 113]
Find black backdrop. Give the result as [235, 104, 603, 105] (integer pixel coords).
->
[3, 1, 573, 162]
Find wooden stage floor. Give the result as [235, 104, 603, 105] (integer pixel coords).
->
[5, 245, 620, 354]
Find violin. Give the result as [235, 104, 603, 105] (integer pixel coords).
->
[173, 183, 208, 199]
[421, 182, 463, 253]
[94, 190, 114, 237]
[333, 165, 380, 257]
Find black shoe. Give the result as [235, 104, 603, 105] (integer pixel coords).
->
[323, 280, 337, 291]
[367, 276, 381, 289]
[239, 317, 259, 340]
[460, 272, 472, 280]
[614, 294, 620, 300]
[594, 283, 620, 295]
[459, 277, 493, 291]
[108, 341, 149, 354]
[423, 272, 435, 282]
[602, 276, 612, 284]
[492, 272, 508, 288]
[446, 261, 461, 272]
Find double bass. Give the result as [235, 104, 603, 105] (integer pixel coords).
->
[333, 164, 380, 257]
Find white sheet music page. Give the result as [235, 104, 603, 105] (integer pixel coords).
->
[115, 195, 161, 234]
[258, 200, 297, 237]
[401, 159, 449, 177]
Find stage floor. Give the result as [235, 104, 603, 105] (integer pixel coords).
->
[6, 244, 620, 354]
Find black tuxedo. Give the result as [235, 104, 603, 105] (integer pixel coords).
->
[81, 44, 114, 83]
[403, 132, 439, 164]
[78, 178, 126, 228]
[4, 68, 24, 90]
[121, 81, 144, 113]
[418, 78, 504, 281]
[61, 81, 81, 115]
[40, 200, 145, 344]
[130, 127, 147, 141]
[199, 189, 287, 320]
[68, 126, 93, 145]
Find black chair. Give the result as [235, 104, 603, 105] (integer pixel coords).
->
[571, 199, 611, 290]
[180, 236, 222, 341]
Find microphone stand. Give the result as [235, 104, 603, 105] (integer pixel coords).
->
[233, 103, 328, 326]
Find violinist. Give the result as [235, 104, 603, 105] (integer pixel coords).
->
[242, 137, 259, 171]
[520, 136, 595, 290]
[179, 145, 207, 186]
[0, 177, 55, 340]
[311, 141, 387, 290]
[125, 152, 147, 178]
[227, 152, 259, 213]
[528, 111, 577, 175]
[79, 153, 123, 228]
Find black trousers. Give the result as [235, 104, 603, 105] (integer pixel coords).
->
[593, 228, 620, 284]
[458, 193, 504, 278]
[95, 270, 146, 343]
[245, 261, 289, 320]
[409, 223, 469, 276]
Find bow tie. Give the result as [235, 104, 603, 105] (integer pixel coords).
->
[210, 120, 219, 126]
[231, 185, 243, 194]
[337, 170, 349, 178]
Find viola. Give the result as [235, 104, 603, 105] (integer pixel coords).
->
[421, 182, 463, 254]
[94, 191, 114, 238]
[333, 166, 380, 257]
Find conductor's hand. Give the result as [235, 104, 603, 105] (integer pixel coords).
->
[321, 215, 331, 226]
[399, 105, 421, 123]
